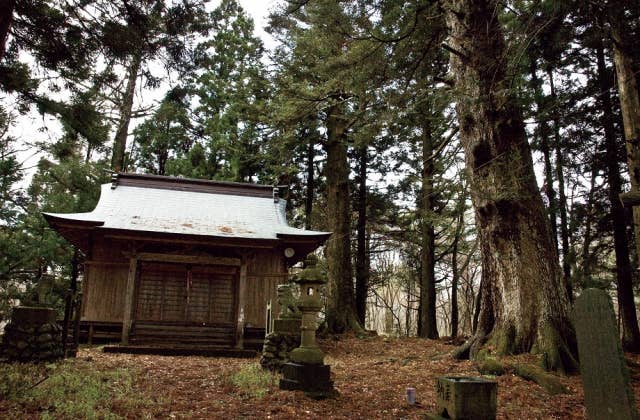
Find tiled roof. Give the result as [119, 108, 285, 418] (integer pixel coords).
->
[44, 182, 330, 241]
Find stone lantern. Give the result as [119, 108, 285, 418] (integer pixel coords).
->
[279, 254, 334, 397]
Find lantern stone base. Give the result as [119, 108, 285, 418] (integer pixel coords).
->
[279, 362, 335, 399]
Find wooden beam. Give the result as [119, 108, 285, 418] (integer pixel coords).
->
[136, 253, 241, 266]
[121, 257, 138, 345]
[235, 255, 248, 349]
[84, 261, 129, 267]
[103, 232, 278, 249]
[620, 191, 640, 207]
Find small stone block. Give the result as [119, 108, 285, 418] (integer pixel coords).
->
[436, 376, 497, 420]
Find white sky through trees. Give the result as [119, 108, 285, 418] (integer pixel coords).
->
[9, 0, 280, 183]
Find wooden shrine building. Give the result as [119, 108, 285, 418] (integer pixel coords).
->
[44, 173, 330, 350]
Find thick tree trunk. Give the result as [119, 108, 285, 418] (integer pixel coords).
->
[446, 0, 578, 372]
[596, 41, 640, 352]
[609, 11, 640, 265]
[0, 0, 16, 62]
[324, 104, 362, 334]
[547, 68, 573, 301]
[530, 59, 559, 252]
[111, 53, 142, 172]
[418, 117, 439, 339]
[355, 146, 369, 326]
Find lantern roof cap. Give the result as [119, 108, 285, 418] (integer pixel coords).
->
[292, 254, 326, 284]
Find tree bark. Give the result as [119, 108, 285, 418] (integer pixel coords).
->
[446, 0, 578, 372]
[418, 117, 439, 339]
[355, 145, 369, 326]
[324, 104, 362, 333]
[596, 40, 640, 352]
[609, 7, 640, 265]
[111, 52, 142, 172]
[0, 0, 16, 62]
[547, 68, 573, 302]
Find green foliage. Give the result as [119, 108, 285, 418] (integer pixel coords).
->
[0, 359, 150, 418]
[230, 363, 277, 399]
[133, 92, 192, 175]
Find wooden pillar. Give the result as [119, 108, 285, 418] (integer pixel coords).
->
[121, 257, 138, 345]
[88, 324, 94, 346]
[236, 255, 248, 349]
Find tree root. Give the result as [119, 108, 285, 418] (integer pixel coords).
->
[452, 331, 487, 360]
[514, 364, 569, 395]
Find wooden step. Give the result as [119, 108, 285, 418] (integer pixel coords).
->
[103, 345, 257, 358]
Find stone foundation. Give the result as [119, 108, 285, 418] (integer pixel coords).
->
[2, 307, 63, 362]
[260, 331, 301, 371]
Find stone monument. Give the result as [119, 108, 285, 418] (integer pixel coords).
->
[279, 255, 334, 398]
[573, 288, 638, 420]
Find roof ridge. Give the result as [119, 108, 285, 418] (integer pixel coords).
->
[113, 173, 274, 198]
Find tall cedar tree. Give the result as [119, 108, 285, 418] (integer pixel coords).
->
[596, 2, 640, 351]
[606, 2, 640, 263]
[189, 0, 268, 182]
[99, 0, 208, 172]
[445, 0, 578, 372]
[594, 33, 640, 352]
[268, 1, 387, 333]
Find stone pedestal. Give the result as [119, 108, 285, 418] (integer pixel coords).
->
[436, 376, 497, 420]
[279, 362, 334, 398]
[2, 307, 63, 362]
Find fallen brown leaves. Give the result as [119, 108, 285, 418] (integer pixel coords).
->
[76, 335, 640, 419]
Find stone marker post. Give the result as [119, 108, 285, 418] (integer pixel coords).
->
[574, 288, 638, 420]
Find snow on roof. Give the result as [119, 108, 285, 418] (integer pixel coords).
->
[44, 182, 330, 241]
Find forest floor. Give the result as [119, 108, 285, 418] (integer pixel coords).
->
[2, 333, 640, 419]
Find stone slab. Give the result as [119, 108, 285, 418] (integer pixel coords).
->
[573, 288, 638, 420]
